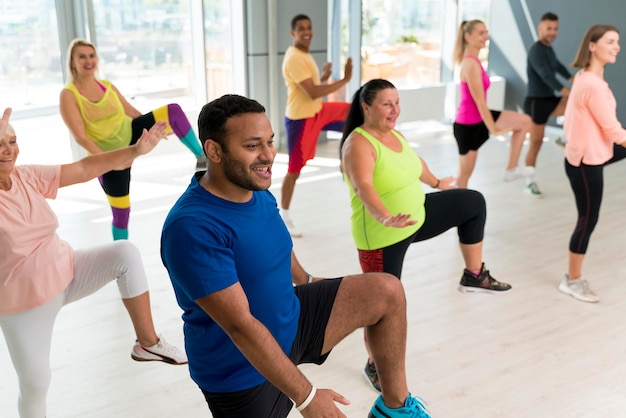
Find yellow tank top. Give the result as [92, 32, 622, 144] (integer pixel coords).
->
[65, 80, 132, 152]
[344, 127, 426, 250]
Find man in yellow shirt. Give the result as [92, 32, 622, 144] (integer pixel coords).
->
[281, 14, 352, 237]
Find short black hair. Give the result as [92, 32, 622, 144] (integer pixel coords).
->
[540, 12, 558, 22]
[198, 94, 266, 149]
[291, 14, 310, 30]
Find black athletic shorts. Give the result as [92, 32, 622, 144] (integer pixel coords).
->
[523, 96, 561, 124]
[201, 278, 343, 418]
[453, 110, 501, 155]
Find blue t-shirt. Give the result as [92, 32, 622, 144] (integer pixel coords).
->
[160, 174, 300, 392]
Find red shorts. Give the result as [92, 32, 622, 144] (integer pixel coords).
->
[284, 102, 349, 173]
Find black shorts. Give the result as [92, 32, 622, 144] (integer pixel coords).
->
[453, 110, 501, 155]
[201, 278, 343, 418]
[523, 96, 561, 124]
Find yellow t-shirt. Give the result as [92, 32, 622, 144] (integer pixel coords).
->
[65, 80, 133, 152]
[282, 46, 323, 120]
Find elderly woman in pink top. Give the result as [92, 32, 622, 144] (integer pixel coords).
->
[559, 24, 626, 303]
[453, 20, 532, 188]
[0, 109, 187, 418]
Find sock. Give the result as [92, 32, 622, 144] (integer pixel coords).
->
[280, 208, 291, 221]
[112, 225, 129, 240]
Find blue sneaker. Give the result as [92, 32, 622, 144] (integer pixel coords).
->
[369, 393, 431, 418]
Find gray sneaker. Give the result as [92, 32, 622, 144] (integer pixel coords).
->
[558, 275, 599, 303]
[524, 182, 543, 198]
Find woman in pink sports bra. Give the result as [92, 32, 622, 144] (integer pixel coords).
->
[453, 20, 532, 188]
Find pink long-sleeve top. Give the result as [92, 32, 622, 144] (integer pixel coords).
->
[563, 71, 626, 166]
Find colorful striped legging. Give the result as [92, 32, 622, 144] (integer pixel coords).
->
[99, 103, 203, 240]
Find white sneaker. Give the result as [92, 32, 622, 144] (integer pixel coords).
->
[131, 334, 188, 365]
[558, 275, 599, 303]
[503, 166, 535, 182]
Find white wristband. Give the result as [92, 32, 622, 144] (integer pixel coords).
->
[296, 386, 317, 412]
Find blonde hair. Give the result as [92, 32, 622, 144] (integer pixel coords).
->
[453, 20, 484, 64]
[571, 24, 620, 69]
[66, 38, 98, 83]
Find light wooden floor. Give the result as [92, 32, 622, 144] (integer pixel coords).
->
[2, 119, 626, 418]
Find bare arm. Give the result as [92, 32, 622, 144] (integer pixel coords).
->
[291, 251, 318, 285]
[298, 58, 353, 100]
[195, 283, 349, 415]
[59, 89, 105, 154]
[58, 121, 166, 187]
[419, 157, 456, 190]
[342, 132, 416, 228]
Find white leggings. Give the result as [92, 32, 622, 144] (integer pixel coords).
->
[0, 240, 149, 418]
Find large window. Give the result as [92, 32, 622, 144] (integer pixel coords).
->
[91, 0, 195, 102]
[338, 0, 492, 88]
[0, 0, 63, 112]
[204, 0, 235, 100]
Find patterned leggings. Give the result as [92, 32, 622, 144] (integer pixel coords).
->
[99, 103, 203, 240]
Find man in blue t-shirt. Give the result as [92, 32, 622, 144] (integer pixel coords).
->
[523, 12, 573, 198]
[160, 94, 430, 418]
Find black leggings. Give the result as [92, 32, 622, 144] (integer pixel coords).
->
[358, 188, 486, 279]
[565, 144, 626, 254]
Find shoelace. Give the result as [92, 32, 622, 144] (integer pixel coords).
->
[578, 279, 594, 295]
[153, 338, 180, 355]
[405, 395, 431, 418]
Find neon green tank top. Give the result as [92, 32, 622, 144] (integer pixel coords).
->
[65, 80, 132, 152]
[344, 127, 426, 250]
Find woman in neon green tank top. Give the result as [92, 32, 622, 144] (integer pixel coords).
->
[59, 39, 206, 240]
[340, 79, 511, 393]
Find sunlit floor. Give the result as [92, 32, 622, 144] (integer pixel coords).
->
[2, 112, 626, 417]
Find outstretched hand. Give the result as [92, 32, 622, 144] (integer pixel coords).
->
[321, 62, 333, 80]
[300, 388, 350, 418]
[0, 108, 12, 137]
[343, 57, 353, 82]
[134, 120, 167, 156]
[381, 213, 417, 228]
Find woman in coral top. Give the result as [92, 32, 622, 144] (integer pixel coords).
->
[453, 20, 532, 188]
[559, 25, 626, 303]
[0, 109, 186, 418]
[60, 39, 205, 240]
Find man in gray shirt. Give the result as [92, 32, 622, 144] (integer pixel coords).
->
[523, 12, 573, 198]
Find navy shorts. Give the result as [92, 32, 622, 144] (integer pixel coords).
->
[201, 278, 343, 418]
[453, 110, 501, 155]
[523, 96, 561, 124]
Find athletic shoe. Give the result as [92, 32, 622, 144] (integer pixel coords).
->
[503, 166, 535, 182]
[369, 393, 431, 418]
[558, 275, 599, 303]
[524, 182, 543, 198]
[458, 263, 511, 294]
[131, 335, 188, 365]
[363, 360, 382, 393]
[554, 137, 567, 148]
[196, 154, 207, 171]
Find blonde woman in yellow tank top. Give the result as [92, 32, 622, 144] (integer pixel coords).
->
[59, 39, 205, 240]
